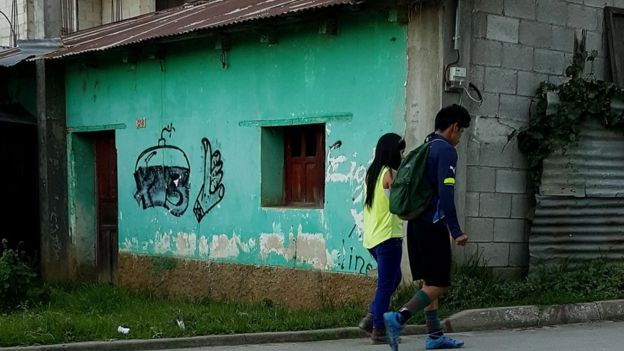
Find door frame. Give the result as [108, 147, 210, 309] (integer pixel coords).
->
[67, 125, 123, 282]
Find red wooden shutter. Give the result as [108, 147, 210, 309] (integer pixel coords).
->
[284, 124, 325, 207]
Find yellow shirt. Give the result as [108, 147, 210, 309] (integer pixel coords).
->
[363, 167, 403, 249]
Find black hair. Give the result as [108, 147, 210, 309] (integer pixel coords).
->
[434, 104, 471, 131]
[365, 133, 406, 209]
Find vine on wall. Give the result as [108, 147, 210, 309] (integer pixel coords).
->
[518, 41, 624, 190]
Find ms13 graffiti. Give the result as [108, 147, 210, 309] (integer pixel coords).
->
[133, 124, 191, 217]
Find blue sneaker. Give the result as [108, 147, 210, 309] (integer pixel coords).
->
[383, 312, 405, 351]
[425, 335, 464, 349]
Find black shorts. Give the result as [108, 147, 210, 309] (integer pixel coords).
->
[407, 218, 452, 287]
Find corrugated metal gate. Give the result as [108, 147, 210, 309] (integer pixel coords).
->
[531, 119, 624, 263]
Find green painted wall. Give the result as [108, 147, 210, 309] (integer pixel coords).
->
[260, 127, 285, 207]
[68, 133, 97, 271]
[65, 11, 407, 275]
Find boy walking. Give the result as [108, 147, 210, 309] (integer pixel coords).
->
[384, 104, 471, 350]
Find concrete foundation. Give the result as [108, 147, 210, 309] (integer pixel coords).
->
[118, 253, 376, 310]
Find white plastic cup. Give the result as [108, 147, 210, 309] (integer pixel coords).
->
[117, 326, 130, 334]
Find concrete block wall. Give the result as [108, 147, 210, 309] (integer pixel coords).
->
[123, 0, 154, 19]
[103, 0, 154, 25]
[61, 0, 155, 29]
[0, 0, 28, 47]
[462, 0, 619, 277]
[122, 0, 139, 19]
[78, 0, 102, 30]
[102, 0, 112, 24]
[81, 0, 152, 29]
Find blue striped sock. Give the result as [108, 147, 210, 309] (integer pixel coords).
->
[426, 309, 443, 338]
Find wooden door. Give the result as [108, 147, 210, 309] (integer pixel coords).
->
[95, 132, 118, 283]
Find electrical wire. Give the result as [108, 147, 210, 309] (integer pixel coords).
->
[463, 82, 483, 104]
[0, 10, 16, 46]
[444, 49, 483, 106]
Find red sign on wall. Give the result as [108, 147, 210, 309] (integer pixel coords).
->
[136, 118, 146, 129]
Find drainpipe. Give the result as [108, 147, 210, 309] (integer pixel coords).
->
[453, 0, 461, 51]
[446, 0, 482, 103]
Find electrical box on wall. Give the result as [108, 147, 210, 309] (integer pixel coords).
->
[445, 66, 467, 91]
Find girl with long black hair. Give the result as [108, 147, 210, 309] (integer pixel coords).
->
[358, 133, 406, 343]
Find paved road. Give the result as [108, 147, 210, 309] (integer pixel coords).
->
[163, 321, 624, 351]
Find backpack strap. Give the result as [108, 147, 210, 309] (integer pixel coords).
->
[423, 138, 448, 196]
[426, 138, 449, 146]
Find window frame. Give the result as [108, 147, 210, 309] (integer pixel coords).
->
[606, 6, 624, 87]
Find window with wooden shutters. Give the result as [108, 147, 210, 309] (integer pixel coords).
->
[283, 124, 325, 207]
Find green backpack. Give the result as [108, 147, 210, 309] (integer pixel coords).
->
[389, 141, 434, 220]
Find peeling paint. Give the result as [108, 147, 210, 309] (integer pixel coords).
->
[154, 231, 172, 254]
[174, 232, 197, 257]
[259, 233, 293, 260]
[259, 224, 335, 269]
[199, 235, 209, 256]
[209, 233, 255, 259]
[123, 237, 139, 251]
[330, 249, 340, 264]
[296, 232, 334, 269]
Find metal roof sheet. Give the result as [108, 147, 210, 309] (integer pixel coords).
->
[42, 0, 358, 60]
[530, 196, 624, 262]
[0, 39, 61, 66]
[0, 104, 36, 125]
[530, 119, 624, 263]
[540, 119, 624, 198]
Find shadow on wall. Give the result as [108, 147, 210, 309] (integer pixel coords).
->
[0, 121, 40, 263]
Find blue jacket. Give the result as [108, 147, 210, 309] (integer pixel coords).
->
[418, 133, 463, 239]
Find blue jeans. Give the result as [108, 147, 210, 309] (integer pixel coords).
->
[368, 238, 403, 330]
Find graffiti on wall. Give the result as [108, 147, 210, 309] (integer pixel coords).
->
[326, 140, 370, 238]
[133, 125, 225, 222]
[337, 225, 374, 275]
[127, 124, 378, 273]
[193, 137, 225, 222]
[326, 138, 377, 274]
[133, 124, 191, 216]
